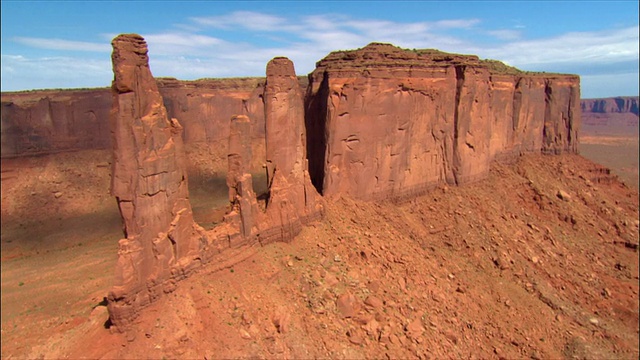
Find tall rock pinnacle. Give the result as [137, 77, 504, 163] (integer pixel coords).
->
[107, 34, 205, 330]
[259, 57, 322, 243]
[264, 57, 307, 184]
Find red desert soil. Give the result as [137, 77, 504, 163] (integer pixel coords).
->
[579, 136, 639, 190]
[1, 150, 639, 359]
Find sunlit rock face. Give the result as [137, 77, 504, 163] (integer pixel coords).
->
[107, 34, 206, 330]
[305, 43, 580, 200]
[259, 57, 323, 245]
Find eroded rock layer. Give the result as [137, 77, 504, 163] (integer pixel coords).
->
[107, 34, 206, 329]
[306, 43, 580, 200]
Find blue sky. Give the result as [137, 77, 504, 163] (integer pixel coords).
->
[1, 1, 638, 98]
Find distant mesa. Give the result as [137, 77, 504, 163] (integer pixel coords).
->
[580, 96, 639, 136]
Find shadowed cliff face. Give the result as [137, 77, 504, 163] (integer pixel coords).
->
[305, 43, 580, 200]
[0, 90, 112, 157]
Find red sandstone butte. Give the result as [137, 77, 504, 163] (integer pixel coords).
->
[305, 43, 580, 200]
[107, 34, 206, 330]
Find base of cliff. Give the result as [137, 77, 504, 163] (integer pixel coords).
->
[2, 152, 637, 359]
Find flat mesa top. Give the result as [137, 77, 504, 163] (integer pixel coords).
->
[315, 42, 576, 77]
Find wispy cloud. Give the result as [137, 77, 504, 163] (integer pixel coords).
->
[487, 29, 521, 41]
[191, 11, 290, 31]
[143, 32, 227, 56]
[480, 25, 639, 68]
[1, 54, 111, 90]
[433, 19, 481, 29]
[13, 37, 110, 52]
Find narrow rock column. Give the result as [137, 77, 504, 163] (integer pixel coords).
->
[107, 34, 205, 330]
[227, 115, 260, 238]
[261, 57, 322, 243]
[264, 57, 307, 184]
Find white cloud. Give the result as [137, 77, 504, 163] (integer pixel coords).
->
[433, 19, 481, 29]
[481, 26, 639, 68]
[191, 11, 289, 31]
[1, 54, 111, 90]
[12, 37, 110, 52]
[143, 32, 226, 56]
[487, 29, 521, 41]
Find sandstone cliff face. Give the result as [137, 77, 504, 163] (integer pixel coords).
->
[107, 34, 206, 329]
[306, 43, 580, 200]
[0, 89, 111, 157]
[156, 78, 265, 148]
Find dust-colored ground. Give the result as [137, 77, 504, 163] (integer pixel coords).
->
[1, 145, 639, 359]
[579, 136, 639, 190]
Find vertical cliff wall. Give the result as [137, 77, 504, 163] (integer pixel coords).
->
[156, 77, 266, 163]
[0, 89, 111, 157]
[306, 43, 580, 200]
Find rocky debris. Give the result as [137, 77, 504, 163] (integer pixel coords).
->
[336, 291, 360, 318]
[363, 295, 384, 309]
[557, 189, 572, 201]
[3, 149, 639, 359]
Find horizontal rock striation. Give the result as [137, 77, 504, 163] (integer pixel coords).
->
[305, 43, 580, 200]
